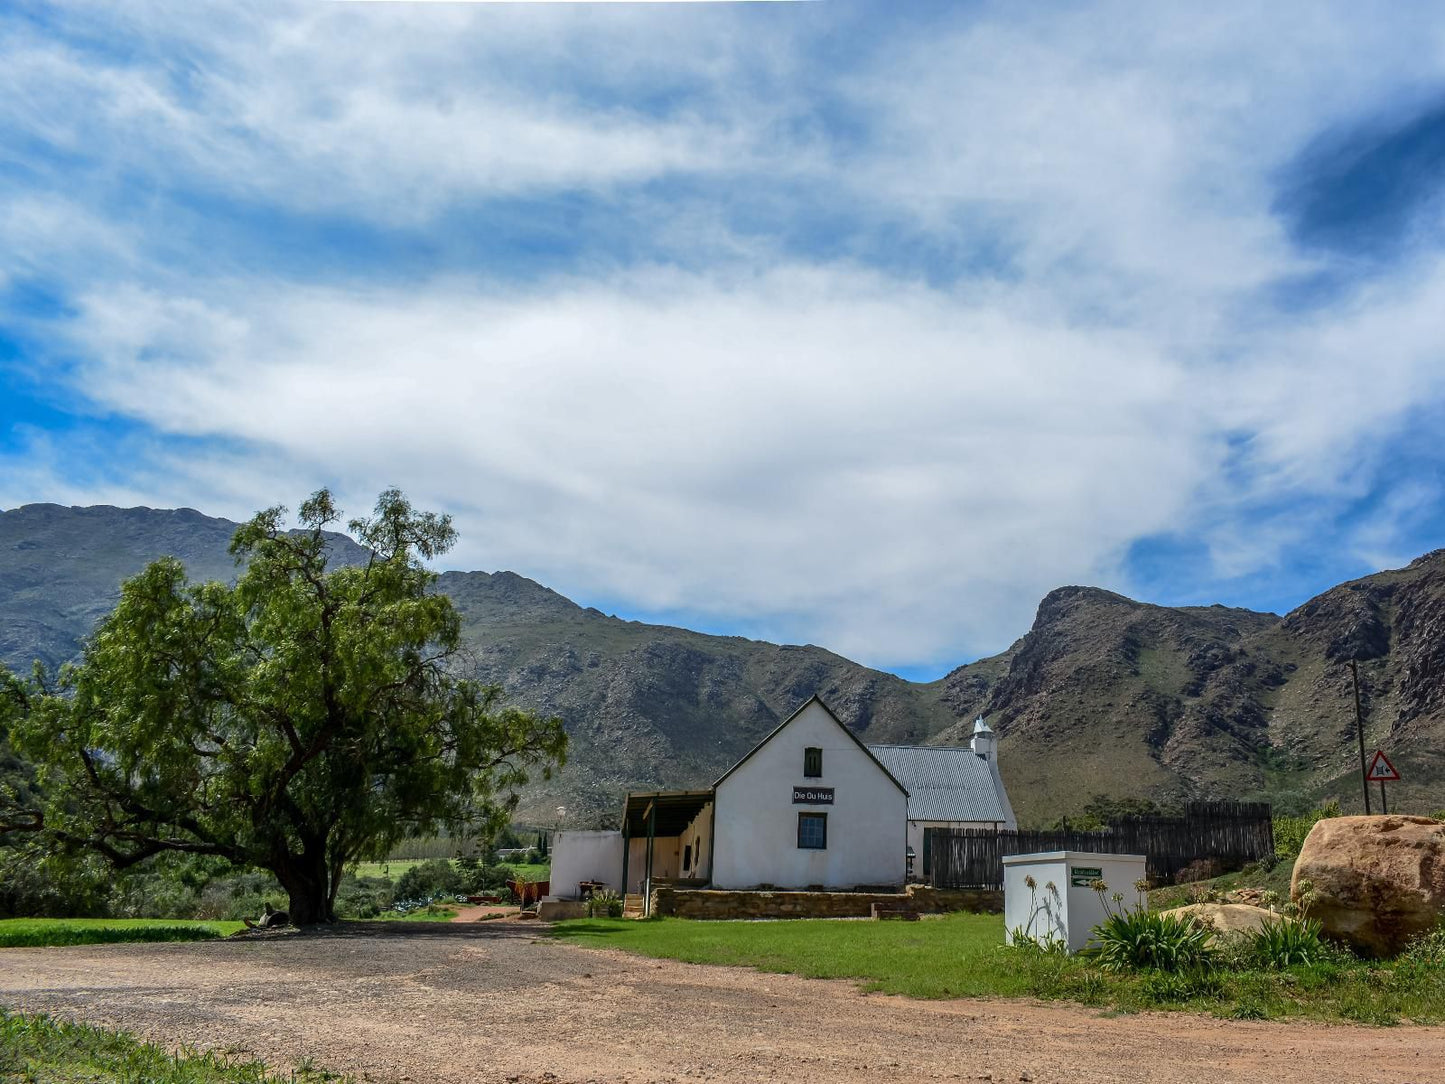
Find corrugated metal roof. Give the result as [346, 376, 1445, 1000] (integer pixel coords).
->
[865, 744, 1009, 824]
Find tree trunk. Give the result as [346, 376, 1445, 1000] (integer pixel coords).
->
[274, 852, 336, 925]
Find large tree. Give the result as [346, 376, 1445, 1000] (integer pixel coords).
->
[0, 490, 566, 924]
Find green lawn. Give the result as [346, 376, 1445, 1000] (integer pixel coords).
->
[0, 1010, 347, 1082]
[369, 906, 458, 922]
[552, 913, 1445, 1024]
[0, 918, 244, 948]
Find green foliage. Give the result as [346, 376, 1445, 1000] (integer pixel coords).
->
[457, 860, 518, 895]
[395, 858, 464, 902]
[1140, 968, 1225, 1004]
[586, 890, 623, 918]
[1087, 909, 1218, 973]
[0, 1010, 346, 1082]
[2, 490, 566, 924]
[1400, 924, 1445, 972]
[1245, 918, 1331, 969]
[0, 918, 241, 947]
[1049, 794, 1167, 831]
[1273, 800, 1341, 857]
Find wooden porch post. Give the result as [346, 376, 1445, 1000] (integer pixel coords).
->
[620, 817, 631, 900]
[644, 800, 656, 917]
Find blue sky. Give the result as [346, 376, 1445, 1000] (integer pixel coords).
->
[3, 1, 1445, 680]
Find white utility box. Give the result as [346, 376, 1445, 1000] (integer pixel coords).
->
[1002, 851, 1148, 953]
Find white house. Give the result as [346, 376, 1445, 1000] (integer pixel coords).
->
[548, 696, 1015, 910]
[709, 696, 908, 890]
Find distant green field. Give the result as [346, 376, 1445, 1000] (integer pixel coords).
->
[351, 858, 551, 882]
[351, 859, 430, 880]
[0, 917, 244, 948]
[0, 1010, 347, 1082]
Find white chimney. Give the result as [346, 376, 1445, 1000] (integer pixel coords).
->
[970, 716, 996, 761]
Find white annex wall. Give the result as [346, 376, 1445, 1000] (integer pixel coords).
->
[1003, 851, 1148, 953]
[712, 700, 907, 890]
[550, 830, 625, 898]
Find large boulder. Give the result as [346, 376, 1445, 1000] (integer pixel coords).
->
[1292, 815, 1445, 957]
[1161, 902, 1285, 936]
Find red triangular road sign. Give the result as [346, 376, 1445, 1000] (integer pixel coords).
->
[1366, 750, 1400, 782]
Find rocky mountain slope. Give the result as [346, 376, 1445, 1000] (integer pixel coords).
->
[929, 555, 1445, 820]
[2, 503, 1442, 825]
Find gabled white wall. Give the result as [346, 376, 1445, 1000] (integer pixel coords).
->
[712, 701, 907, 889]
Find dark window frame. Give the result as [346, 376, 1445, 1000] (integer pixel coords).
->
[797, 811, 828, 850]
[803, 746, 823, 778]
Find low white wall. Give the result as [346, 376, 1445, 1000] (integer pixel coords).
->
[550, 830, 625, 899]
[1003, 851, 1147, 953]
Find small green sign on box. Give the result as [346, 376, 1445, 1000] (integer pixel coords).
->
[1069, 866, 1103, 888]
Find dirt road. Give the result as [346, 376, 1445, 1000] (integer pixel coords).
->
[1, 921, 1438, 1084]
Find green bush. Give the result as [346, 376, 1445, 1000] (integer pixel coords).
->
[1400, 924, 1445, 968]
[1273, 800, 1341, 857]
[1246, 918, 1330, 969]
[1088, 909, 1218, 973]
[334, 874, 394, 920]
[586, 890, 623, 918]
[457, 862, 517, 895]
[394, 859, 463, 901]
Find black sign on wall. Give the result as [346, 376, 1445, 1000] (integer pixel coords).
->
[793, 786, 834, 804]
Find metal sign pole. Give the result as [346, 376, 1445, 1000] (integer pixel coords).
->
[1380, 780, 1387, 815]
[1352, 660, 1371, 815]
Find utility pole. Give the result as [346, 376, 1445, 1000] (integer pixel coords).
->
[1352, 659, 1371, 815]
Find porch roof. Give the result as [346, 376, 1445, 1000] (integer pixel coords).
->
[621, 789, 714, 837]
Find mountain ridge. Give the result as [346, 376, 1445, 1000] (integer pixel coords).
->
[3, 502, 1442, 825]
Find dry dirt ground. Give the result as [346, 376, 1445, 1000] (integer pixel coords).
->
[1, 920, 1440, 1084]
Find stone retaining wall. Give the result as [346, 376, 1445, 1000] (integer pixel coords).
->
[648, 884, 1001, 919]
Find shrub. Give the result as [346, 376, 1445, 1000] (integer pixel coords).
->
[1246, 918, 1330, 969]
[335, 874, 394, 920]
[1273, 800, 1341, 857]
[1088, 909, 1218, 973]
[1401, 924, 1445, 967]
[586, 890, 623, 918]
[458, 862, 517, 895]
[394, 859, 463, 901]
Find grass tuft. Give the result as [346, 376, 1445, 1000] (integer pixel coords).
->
[0, 1009, 348, 1082]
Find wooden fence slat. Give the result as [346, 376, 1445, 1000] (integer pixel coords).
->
[926, 801, 1274, 889]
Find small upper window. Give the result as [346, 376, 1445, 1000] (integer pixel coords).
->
[803, 747, 822, 777]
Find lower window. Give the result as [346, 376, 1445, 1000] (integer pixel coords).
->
[797, 812, 827, 850]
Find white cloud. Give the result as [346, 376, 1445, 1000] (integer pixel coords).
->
[5, 1, 1445, 669]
